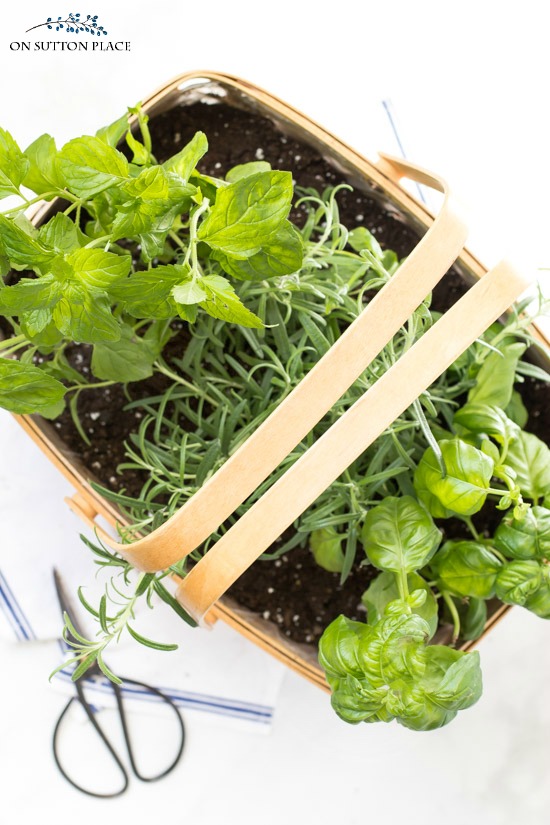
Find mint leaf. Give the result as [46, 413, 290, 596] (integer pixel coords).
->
[0, 215, 56, 269]
[67, 248, 132, 289]
[197, 171, 293, 256]
[0, 358, 65, 415]
[0, 127, 29, 199]
[57, 136, 129, 197]
[53, 282, 121, 343]
[38, 213, 83, 254]
[199, 274, 263, 328]
[22, 134, 63, 196]
[172, 280, 208, 304]
[91, 324, 158, 382]
[111, 169, 194, 241]
[163, 132, 208, 183]
[95, 112, 129, 148]
[123, 166, 170, 200]
[225, 161, 271, 183]
[109, 264, 187, 319]
[214, 220, 304, 281]
[0, 275, 60, 315]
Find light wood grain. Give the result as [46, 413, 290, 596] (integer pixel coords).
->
[96, 155, 468, 571]
[177, 260, 530, 624]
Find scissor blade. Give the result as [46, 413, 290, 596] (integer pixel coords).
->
[52, 567, 89, 646]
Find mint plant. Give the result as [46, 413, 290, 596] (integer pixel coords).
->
[0, 108, 303, 431]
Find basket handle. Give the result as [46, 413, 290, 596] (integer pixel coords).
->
[90, 155, 468, 570]
[177, 259, 530, 624]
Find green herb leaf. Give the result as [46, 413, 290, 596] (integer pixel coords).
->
[361, 495, 441, 573]
[213, 221, 304, 281]
[109, 264, 187, 319]
[198, 171, 293, 256]
[67, 247, 132, 289]
[434, 540, 502, 598]
[468, 340, 527, 407]
[494, 506, 550, 560]
[453, 402, 519, 443]
[53, 282, 121, 344]
[310, 527, 345, 573]
[459, 598, 487, 641]
[414, 439, 494, 517]
[199, 274, 263, 328]
[38, 213, 83, 254]
[225, 160, 271, 183]
[0, 215, 56, 270]
[22, 134, 63, 196]
[172, 280, 208, 305]
[0, 357, 65, 415]
[57, 136, 129, 197]
[362, 571, 438, 637]
[126, 623, 178, 651]
[524, 567, 550, 618]
[0, 127, 29, 198]
[95, 112, 130, 147]
[0, 275, 61, 315]
[91, 324, 159, 383]
[505, 431, 550, 501]
[163, 131, 208, 183]
[495, 560, 543, 605]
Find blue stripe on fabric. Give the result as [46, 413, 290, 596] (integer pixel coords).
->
[0, 569, 36, 641]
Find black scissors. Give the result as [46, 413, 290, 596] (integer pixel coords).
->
[52, 568, 186, 798]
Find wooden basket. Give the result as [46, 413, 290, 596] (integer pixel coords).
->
[12, 71, 549, 690]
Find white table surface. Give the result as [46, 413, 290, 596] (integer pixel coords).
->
[1, 2, 550, 822]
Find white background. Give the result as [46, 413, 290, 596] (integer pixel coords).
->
[1, 1, 550, 823]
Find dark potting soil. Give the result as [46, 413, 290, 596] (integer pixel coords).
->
[15, 100, 550, 646]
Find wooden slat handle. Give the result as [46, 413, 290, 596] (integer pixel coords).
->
[176, 261, 530, 624]
[103, 156, 468, 571]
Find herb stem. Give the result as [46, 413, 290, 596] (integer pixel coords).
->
[442, 591, 461, 642]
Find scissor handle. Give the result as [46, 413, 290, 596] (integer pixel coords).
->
[52, 677, 185, 797]
[52, 689, 129, 799]
[176, 260, 530, 624]
[112, 678, 185, 783]
[89, 154, 468, 572]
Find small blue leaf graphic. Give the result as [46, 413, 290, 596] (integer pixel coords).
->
[47, 24, 52, 29]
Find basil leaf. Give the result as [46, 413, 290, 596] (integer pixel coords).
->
[225, 161, 271, 183]
[494, 506, 550, 560]
[22, 134, 63, 196]
[362, 571, 438, 637]
[454, 402, 519, 443]
[198, 171, 293, 256]
[434, 540, 502, 598]
[310, 527, 345, 573]
[95, 112, 129, 147]
[318, 614, 371, 680]
[505, 431, 550, 501]
[0, 215, 56, 269]
[361, 495, 441, 573]
[505, 389, 529, 428]
[91, 324, 158, 382]
[495, 560, 543, 605]
[109, 265, 186, 319]
[67, 248, 131, 289]
[38, 213, 83, 254]
[0, 357, 65, 415]
[0, 127, 29, 198]
[524, 567, 550, 618]
[0, 275, 60, 315]
[459, 598, 487, 641]
[213, 221, 304, 281]
[57, 136, 129, 197]
[163, 131, 208, 183]
[424, 648, 482, 712]
[468, 340, 526, 407]
[199, 274, 263, 329]
[53, 282, 120, 343]
[414, 439, 494, 517]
